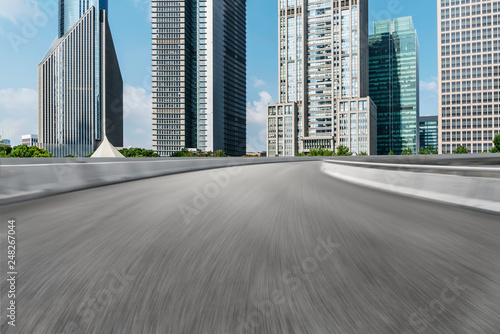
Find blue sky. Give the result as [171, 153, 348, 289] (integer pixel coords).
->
[0, 0, 438, 150]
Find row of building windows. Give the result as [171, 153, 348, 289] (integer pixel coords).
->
[441, 92, 500, 104]
[441, 41, 500, 55]
[441, 1, 500, 10]
[442, 117, 500, 129]
[441, 28, 500, 43]
[442, 130, 499, 142]
[442, 78, 500, 91]
[442, 105, 500, 116]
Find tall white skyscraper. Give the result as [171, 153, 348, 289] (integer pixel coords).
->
[267, 0, 377, 157]
[152, 0, 247, 157]
[438, 0, 500, 154]
[38, 0, 122, 157]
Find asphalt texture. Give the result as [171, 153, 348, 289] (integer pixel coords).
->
[1, 161, 499, 334]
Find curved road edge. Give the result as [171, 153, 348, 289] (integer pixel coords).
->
[322, 160, 500, 214]
[0, 157, 322, 205]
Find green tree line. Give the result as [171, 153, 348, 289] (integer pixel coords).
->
[296, 146, 360, 157]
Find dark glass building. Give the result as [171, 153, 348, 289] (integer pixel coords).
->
[419, 116, 438, 151]
[369, 17, 420, 155]
[152, 0, 247, 157]
[39, 0, 122, 157]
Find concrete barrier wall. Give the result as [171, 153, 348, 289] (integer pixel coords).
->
[322, 159, 500, 214]
[0, 157, 322, 205]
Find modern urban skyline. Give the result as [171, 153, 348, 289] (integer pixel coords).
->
[152, 0, 247, 157]
[1, 1, 439, 151]
[267, 0, 377, 157]
[369, 16, 420, 155]
[438, 0, 500, 154]
[38, 0, 123, 157]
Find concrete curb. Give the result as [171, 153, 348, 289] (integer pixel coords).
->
[322, 160, 500, 214]
[0, 157, 322, 205]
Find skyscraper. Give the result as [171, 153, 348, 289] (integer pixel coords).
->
[438, 0, 500, 154]
[419, 116, 439, 151]
[38, 0, 123, 157]
[267, 0, 377, 157]
[152, 0, 247, 157]
[369, 17, 420, 155]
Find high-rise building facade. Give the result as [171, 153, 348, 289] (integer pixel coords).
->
[369, 17, 420, 155]
[152, 0, 247, 157]
[267, 0, 377, 157]
[419, 116, 439, 150]
[38, 0, 122, 157]
[438, 0, 500, 154]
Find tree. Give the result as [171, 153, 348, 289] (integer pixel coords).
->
[418, 146, 438, 155]
[358, 152, 368, 156]
[335, 146, 353, 156]
[85, 152, 94, 158]
[0, 145, 12, 157]
[307, 147, 335, 156]
[171, 148, 190, 157]
[9, 145, 53, 158]
[213, 150, 226, 157]
[170, 148, 227, 157]
[453, 145, 469, 154]
[0, 136, 11, 157]
[401, 147, 413, 155]
[491, 134, 500, 153]
[388, 150, 395, 156]
[64, 155, 77, 158]
[119, 148, 159, 158]
[494, 134, 500, 148]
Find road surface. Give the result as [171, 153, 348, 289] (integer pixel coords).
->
[1, 161, 499, 333]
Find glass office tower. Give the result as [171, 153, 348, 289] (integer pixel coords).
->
[39, 0, 122, 157]
[369, 17, 420, 155]
[419, 116, 439, 150]
[59, 0, 108, 37]
[152, 0, 247, 157]
[267, 0, 377, 157]
[438, 0, 500, 154]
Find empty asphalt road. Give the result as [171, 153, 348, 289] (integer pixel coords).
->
[1, 161, 499, 333]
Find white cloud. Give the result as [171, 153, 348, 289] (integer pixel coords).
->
[247, 127, 267, 153]
[123, 84, 153, 149]
[0, 1, 58, 25]
[251, 76, 266, 88]
[247, 91, 272, 125]
[420, 77, 438, 92]
[0, 88, 37, 115]
[0, 88, 38, 145]
[0, 118, 36, 146]
[123, 85, 152, 123]
[0, 1, 36, 23]
[133, 128, 145, 134]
